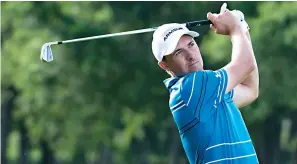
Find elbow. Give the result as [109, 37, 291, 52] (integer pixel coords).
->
[254, 90, 259, 100]
[251, 88, 259, 101]
[244, 58, 256, 75]
[248, 59, 256, 73]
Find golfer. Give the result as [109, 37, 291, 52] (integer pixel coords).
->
[151, 6, 259, 164]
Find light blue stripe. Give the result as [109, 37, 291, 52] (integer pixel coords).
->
[205, 153, 257, 164]
[204, 139, 257, 163]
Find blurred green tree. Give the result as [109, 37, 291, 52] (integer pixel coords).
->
[1, 1, 296, 164]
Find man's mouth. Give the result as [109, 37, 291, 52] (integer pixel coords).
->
[189, 61, 199, 67]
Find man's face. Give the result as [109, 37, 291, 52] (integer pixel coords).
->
[159, 35, 203, 77]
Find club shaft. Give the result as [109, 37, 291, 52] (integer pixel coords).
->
[185, 20, 212, 27]
[60, 27, 157, 44]
[56, 19, 211, 45]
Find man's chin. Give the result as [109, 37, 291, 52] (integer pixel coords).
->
[175, 67, 204, 77]
[189, 65, 203, 72]
[178, 68, 202, 76]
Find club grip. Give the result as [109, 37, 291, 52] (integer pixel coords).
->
[185, 20, 212, 28]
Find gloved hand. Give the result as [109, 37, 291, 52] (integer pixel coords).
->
[220, 3, 250, 33]
[232, 10, 250, 33]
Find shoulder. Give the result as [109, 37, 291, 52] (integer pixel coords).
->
[179, 69, 225, 92]
[179, 71, 203, 94]
[179, 69, 229, 105]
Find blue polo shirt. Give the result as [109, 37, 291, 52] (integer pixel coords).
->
[164, 69, 258, 164]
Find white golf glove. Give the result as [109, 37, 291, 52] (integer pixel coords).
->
[232, 10, 250, 33]
[220, 3, 250, 33]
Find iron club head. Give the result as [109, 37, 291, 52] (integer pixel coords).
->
[40, 42, 57, 62]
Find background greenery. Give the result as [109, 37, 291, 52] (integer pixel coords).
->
[1, 1, 297, 164]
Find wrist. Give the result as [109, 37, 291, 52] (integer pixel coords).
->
[229, 25, 245, 38]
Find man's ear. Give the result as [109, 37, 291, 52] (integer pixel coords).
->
[158, 61, 168, 71]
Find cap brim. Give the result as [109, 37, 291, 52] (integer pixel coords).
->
[163, 30, 199, 57]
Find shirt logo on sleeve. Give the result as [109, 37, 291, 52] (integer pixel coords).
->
[215, 72, 221, 78]
[214, 100, 217, 108]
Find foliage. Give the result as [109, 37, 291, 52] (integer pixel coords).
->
[2, 1, 296, 164]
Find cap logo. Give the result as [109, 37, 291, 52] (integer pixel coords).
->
[163, 27, 183, 41]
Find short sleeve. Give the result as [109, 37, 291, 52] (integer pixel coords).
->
[180, 69, 228, 119]
[224, 89, 235, 102]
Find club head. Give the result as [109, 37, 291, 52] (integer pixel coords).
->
[40, 43, 54, 62]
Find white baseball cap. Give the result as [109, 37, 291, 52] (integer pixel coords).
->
[151, 23, 199, 62]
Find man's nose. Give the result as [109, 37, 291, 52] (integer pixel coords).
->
[186, 52, 195, 61]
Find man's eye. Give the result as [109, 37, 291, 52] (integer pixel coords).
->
[175, 50, 182, 55]
[189, 42, 194, 47]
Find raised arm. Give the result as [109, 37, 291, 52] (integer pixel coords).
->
[224, 28, 256, 93]
[207, 10, 256, 94]
[232, 31, 259, 108]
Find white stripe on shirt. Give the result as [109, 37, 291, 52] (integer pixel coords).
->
[216, 71, 221, 102]
[205, 153, 256, 164]
[171, 101, 183, 109]
[186, 72, 196, 106]
[206, 140, 251, 151]
[172, 104, 186, 114]
[218, 70, 225, 102]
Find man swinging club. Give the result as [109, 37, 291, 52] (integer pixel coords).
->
[151, 3, 259, 164]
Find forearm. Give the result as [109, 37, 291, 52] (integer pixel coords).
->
[230, 28, 256, 73]
[240, 31, 259, 96]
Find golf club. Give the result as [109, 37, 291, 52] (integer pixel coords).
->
[40, 19, 212, 62]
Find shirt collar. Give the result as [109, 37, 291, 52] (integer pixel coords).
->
[163, 76, 179, 89]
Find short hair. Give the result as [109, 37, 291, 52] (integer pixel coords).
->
[160, 56, 174, 77]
